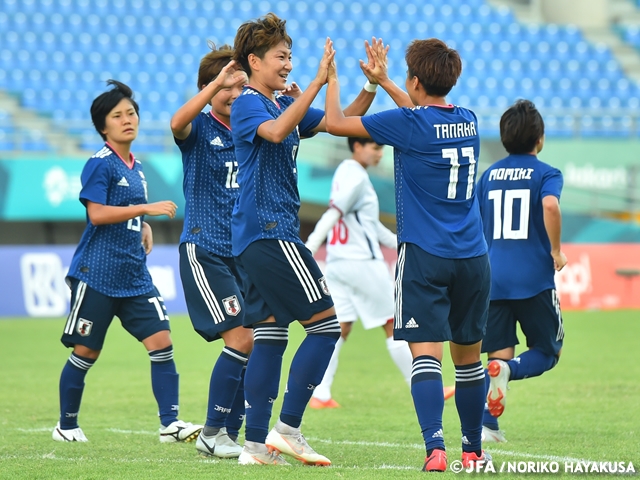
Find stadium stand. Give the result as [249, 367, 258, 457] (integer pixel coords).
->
[1, 0, 640, 151]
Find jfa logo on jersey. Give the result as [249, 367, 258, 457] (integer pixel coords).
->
[318, 276, 330, 296]
[222, 295, 241, 316]
[77, 318, 93, 336]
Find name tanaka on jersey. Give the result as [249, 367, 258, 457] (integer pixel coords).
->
[434, 122, 477, 139]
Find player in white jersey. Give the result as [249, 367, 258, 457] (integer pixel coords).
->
[306, 138, 456, 408]
[305, 137, 411, 408]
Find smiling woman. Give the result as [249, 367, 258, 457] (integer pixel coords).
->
[228, 12, 380, 467]
[52, 80, 202, 446]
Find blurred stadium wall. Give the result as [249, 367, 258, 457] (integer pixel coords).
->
[1, 0, 640, 316]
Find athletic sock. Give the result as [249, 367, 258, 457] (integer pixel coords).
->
[244, 324, 288, 443]
[411, 356, 445, 452]
[386, 336, 413, 386]
[149, 345, 179, 427]
[312, 336, 344, 402]
[455, 362, 485, 455]
[279, 316, 341, 428]
[59, 353, 95, 429]
[508, 348, 557, 380]
[225, 365, 246, 440]
[205, 346, 248, 430]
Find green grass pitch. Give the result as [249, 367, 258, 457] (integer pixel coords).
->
[1, 311, 638, 479]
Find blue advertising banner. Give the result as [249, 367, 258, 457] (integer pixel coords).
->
[0, 245, 187, 318]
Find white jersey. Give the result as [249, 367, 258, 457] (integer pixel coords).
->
[326, 159, 395, 263]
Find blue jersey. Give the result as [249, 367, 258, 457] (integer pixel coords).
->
[176, 111, 238, 257]
[476, 154, 563, 300]
[67, 144, 153, 297]
[230, 86, 324, 256]
[362, 105, 486, 259]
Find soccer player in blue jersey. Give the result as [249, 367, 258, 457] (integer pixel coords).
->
[53, 81, 202, 444]
[230, 13, 379, 466]
[476, 100, 566, 443]
[324, 38, 491, 471]
[170, 44, 252, 458]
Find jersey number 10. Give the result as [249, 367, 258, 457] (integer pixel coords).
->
[487, 189, 531, 240]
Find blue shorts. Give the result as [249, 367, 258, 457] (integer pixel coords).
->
[235, 239, 334, 327]
[394, 243, 490, 345]
[481, 289, 564, 357]
[61, 279, 170, 350]
[179, 243, 245, 342]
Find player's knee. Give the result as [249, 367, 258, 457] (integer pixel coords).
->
[252, 323, 288, 346]
[304, 315, 341, 340]
[223, 326, 254, 354]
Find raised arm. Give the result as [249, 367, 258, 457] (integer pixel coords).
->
[170, 60, 247, 139]
[542, 195, 567, 271]
[324, 44, 371, 138]
[256, 38, 335, 143]
[361, 38, 414, 108]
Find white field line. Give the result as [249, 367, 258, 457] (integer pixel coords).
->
[14, 428, 596, 466]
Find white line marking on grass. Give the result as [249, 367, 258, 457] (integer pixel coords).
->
[106, 428, 156, 435]
[16, 428, 597, 466]
[307, 437, 596, 464]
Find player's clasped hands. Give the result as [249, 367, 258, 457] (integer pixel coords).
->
[360, 37, 390, 85]
[146, 201, 178, 219]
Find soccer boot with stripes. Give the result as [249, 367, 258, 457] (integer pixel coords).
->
[159, 420, 203, 443]
[266, 420, 331, 466]
[238, 441, 291, 465]
[196, 427, 243, 458]
[52, 422, 88, 442]
[487, 359, 510, 417]
[422, 448, 447, 472]
[461, 450, 493, 469]
[482, 425, 507, 443]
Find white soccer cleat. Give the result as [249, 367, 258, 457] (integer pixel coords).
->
[482, 425, 507, 443]
[159, 420, 203, 443]
[52, 422, 88, 442]
[265, 420, 331, 466]
[196, 427, 243, 458]
[487, 359, 510, 417]
[238, 441, 291, 465]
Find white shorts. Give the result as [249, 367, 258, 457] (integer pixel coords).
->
[325, 258, 394, 329]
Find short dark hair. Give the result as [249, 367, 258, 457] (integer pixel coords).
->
[347, 137, 376, 152]
[197, 42, 236, 90]
[405, 38, 462, 97]
[500, 99, 545, 154]
[233, 13, 292, 74]
[90, 80, 139, 140]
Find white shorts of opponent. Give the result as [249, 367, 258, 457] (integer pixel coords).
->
[325, 258, 394, 329]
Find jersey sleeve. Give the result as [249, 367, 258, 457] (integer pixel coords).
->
[298, 106, 324, 138]
[79, 157, 111, 207]
[231, 93, 275, 144]
[361, 108, 414, 152]
[329, 165, 366, 214]
[540, 168, 563, 200]
[305, 207, 341, 255]
[174, 112, 202, 152]
[376, 221, 397, 249]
